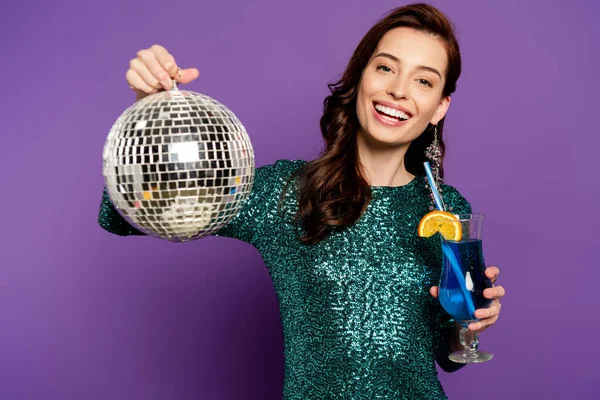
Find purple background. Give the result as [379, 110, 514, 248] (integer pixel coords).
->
[2, 0, 598, 398]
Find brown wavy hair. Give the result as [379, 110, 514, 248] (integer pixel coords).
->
[293, 3, 462, 244]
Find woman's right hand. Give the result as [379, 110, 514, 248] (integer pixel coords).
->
[126, 44, 199, 100]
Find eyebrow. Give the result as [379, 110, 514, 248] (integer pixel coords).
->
[373, 52, 442, 79]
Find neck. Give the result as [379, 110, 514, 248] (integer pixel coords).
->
[357, 134, 415, 187]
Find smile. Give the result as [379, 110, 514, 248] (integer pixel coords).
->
[372, 102, 412, 126]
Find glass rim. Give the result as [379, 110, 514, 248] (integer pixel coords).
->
[452, 213, 485, 221]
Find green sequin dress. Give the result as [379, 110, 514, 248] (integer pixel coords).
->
[98, 159, 471, 399]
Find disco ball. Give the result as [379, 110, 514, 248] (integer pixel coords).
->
[102, 83, 255, 242]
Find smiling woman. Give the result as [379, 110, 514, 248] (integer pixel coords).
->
[356, 28, 451, 169]
[98, 3, 505, 399]
[295, 8, 462, 245]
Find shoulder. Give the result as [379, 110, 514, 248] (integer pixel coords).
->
[439, 182, 472, 214]
[256, 159, 307, 174]
[254, 159, 307, 186]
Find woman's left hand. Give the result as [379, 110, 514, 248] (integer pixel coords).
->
[430, 266, 505, 333]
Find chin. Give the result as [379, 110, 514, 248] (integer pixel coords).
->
[361, 124, 418, 148]
[359, 130, 410, 149]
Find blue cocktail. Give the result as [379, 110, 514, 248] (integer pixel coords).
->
[438, 214, 494, 363]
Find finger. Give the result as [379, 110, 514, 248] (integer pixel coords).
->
[484, 285, 505, 299]
[177, 67, 200, 84]
[148, 46, 200, 86]
[474, 302, 501, 319]
[136, 49, 172, 90]
[129, 58, 164, 91]
[485, 266, 500, 281]
[429, 286, 439, 299]
[150, 44, 179, 77]
[126, 68, 159, 95]
[469, 315, 498, 332]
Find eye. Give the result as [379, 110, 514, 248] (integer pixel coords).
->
[417, 79, 433, 87]
[376, 65, 393, 73]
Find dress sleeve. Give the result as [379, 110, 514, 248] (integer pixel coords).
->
[98, 188, 145, 236]
[213, 159, 302, 246]
[98, 160, 301, 246]
[431, 184, 472, 373]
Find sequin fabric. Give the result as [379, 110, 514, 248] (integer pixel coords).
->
[98, 159, 472, 399]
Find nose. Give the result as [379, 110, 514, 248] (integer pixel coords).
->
[387, 76, 409, 100]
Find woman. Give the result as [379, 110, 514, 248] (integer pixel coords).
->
[99, 3, 505, 399]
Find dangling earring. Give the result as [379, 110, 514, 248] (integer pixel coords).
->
[424, 124, 444, 210]
[425, 124, 442, 185]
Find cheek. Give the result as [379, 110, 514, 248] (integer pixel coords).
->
[362, 75, 386, 96]
[356, 75, 383, 119]
[357, 81, 370, 105]
[415, 95, 441, 120]
[356, 85, 370, 122]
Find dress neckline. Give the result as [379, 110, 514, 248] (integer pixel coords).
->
[370, 175, 420, 192]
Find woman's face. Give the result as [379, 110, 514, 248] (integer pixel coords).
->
[356, 27, 450, 149]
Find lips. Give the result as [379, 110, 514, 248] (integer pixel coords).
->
[373, 101, 412, 120]
[371, 102, 409, 127]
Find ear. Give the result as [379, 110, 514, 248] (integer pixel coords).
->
[430, 96, 451, 125]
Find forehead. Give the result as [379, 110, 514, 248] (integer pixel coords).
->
[375, 27, 448, 76]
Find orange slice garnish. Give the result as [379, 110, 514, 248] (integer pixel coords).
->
[417, 211, 462, 241]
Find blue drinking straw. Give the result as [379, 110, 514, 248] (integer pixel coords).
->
[424, 162, 445, 211]
[441, 244, 477, 319]
[423, 162, 477, 320]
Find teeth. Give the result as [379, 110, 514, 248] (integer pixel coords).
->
[375, 104, 410, 120]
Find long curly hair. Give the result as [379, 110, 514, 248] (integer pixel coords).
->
[293, 3, 462, 244]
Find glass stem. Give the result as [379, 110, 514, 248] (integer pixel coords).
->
[459, 327, 479, 359]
